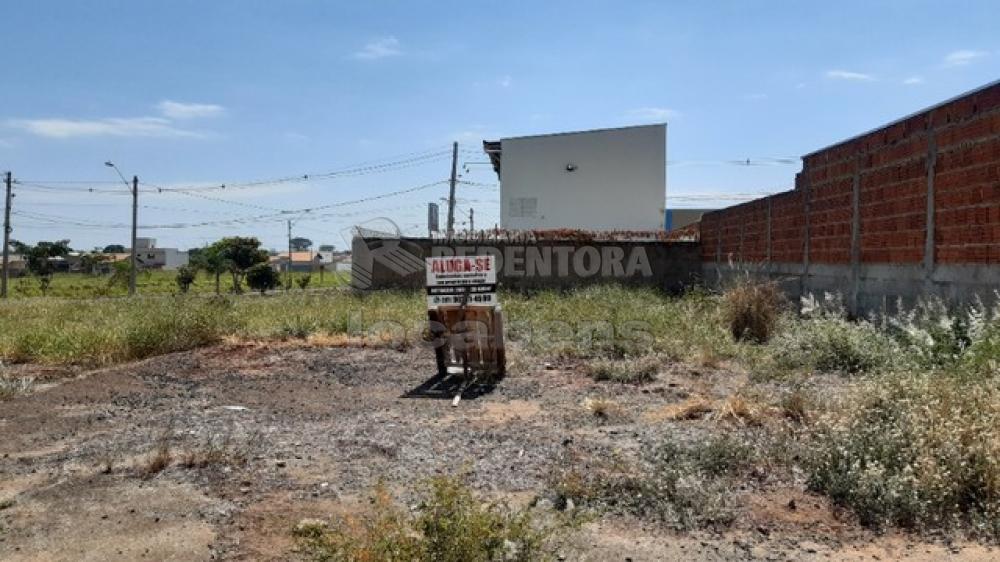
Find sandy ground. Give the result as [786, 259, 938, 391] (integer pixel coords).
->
[1, 342, 997, 561]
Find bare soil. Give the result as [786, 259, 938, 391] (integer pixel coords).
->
[1, 342, 997, 561]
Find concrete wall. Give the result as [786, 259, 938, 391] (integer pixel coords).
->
[701, 80, 1000, 314]
[352, 236, 700, 293]
[499, 124, 666, 231]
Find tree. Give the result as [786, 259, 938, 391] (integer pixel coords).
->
[245, 263, 279, 295]
[208, 237, 268, 293]
[102, 244, 126, 254]
[189, 246, 227, 294]
[290, 237, 313, 252]
[13, 239, 71, 276]
[175, 265, 197, 294]
[12, 240, 72, 294]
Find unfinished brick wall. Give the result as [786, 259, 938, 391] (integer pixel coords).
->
[701, 80, 1000, 273]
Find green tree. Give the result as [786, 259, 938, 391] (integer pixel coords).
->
[290, 237, 313, 252]
[245, 263, 280, 295]
[175, 265, 197, 294]
[190, 246, 228, 294]
[12, 240, 72, 294]
[102, 244, 126, 253]
[208, 237, 269, 293]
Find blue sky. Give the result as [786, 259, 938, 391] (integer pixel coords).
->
[1, 1, 998, 251]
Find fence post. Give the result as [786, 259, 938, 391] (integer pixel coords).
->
[924, 123, 938, 287]
[850, 155, 862, 316]
[801, 175, 811, 299]
[765, 196, 773, 276]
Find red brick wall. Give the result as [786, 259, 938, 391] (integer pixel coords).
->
[700, 81, 1000, 268]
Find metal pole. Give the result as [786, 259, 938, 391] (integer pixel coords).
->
[286, 219, 292, 291]
[469, 208, 474, 232]
[129, 175, 138, 296]
[1, 171, 12, 299]
[446, 141, 458, 237]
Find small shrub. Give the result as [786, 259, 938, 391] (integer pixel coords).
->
[804, 371, 1000, 538]
[180, 429, 260, 469]
[723, 280, 782, 343]
[139, 424, 174, 477]
[175, 265, 197, 294]
[0, 375, 34, 399]
[585, 355, 659, 384]
[582, 397, 621, 420]
[141, 441, 172, 477]
[770, 294, 896, 375]
[297, 274, 312, 291]
[246, 263, 280, 295]
[555, 435, 755, 530]
[294, 477, 564, 561]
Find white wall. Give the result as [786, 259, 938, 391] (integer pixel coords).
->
[499, 124, 666, 231]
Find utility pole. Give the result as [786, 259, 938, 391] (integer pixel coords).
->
[1, 171, 12, 299]
[286, 219, 293, 291]
[446, 141, 458, 237]
[129, 175, 138, 296]
[468, 208, 474, 232]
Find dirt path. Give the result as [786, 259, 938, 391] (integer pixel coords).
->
[1, 342, 996, 560]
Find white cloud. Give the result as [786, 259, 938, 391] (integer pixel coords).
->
[795, 82, 807, 89]
[498, 75, 512, 88]
[352, 36, 402, 60]
[825, 69, 875, 81]
[903, 76, 924, 85]
[282, 132, 309, 142]
[626, 107, 680, 121]
[9, 117, 203, 139]
[157, 100, 224, 119]
[943, 49, 988, 67]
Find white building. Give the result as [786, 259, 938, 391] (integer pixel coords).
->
[131, 238, 189, 270]
[484, 124, 666, 231]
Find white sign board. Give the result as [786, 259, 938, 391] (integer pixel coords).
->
[425, 255, 497, 309]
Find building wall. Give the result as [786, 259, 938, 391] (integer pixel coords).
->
[352, 237, 700, 293]
[700, 80, 1000, 314]
[500, 124, 666, 231]
[161, 249, 189, 270]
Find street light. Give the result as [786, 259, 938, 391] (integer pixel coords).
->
[104, 161, 138, 296]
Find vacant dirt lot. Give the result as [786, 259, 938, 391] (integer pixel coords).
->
[1, 342, 997, 561]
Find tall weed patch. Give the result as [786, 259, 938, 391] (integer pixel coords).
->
[767, 294, 896, 375]
[805, 372, 1000, 538]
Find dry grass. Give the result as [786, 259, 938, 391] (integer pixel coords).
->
[582, 397, 622, 419]
[648, 395, 714, 421]
[585, 354, 661, 384]
[717, 395, 765, 426]
[293, 477, 564, 561]
[140, 442, 172, 477]
[723, 279, 782, 343]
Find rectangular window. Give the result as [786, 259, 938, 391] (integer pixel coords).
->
[508, 197, 538, 218]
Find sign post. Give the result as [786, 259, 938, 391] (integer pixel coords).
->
[425, 255, 505, 400]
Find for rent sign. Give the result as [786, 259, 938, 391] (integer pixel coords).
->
[425, 255, 497, 309]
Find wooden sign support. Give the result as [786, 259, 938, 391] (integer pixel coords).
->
[425, 257, 505, 402]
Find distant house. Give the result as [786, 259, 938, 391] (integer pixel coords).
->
[130, 238, 189, 270]
[3, 247, 26, 277]
[271, 250, 350, 273]
[269, 251, 322, 273]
